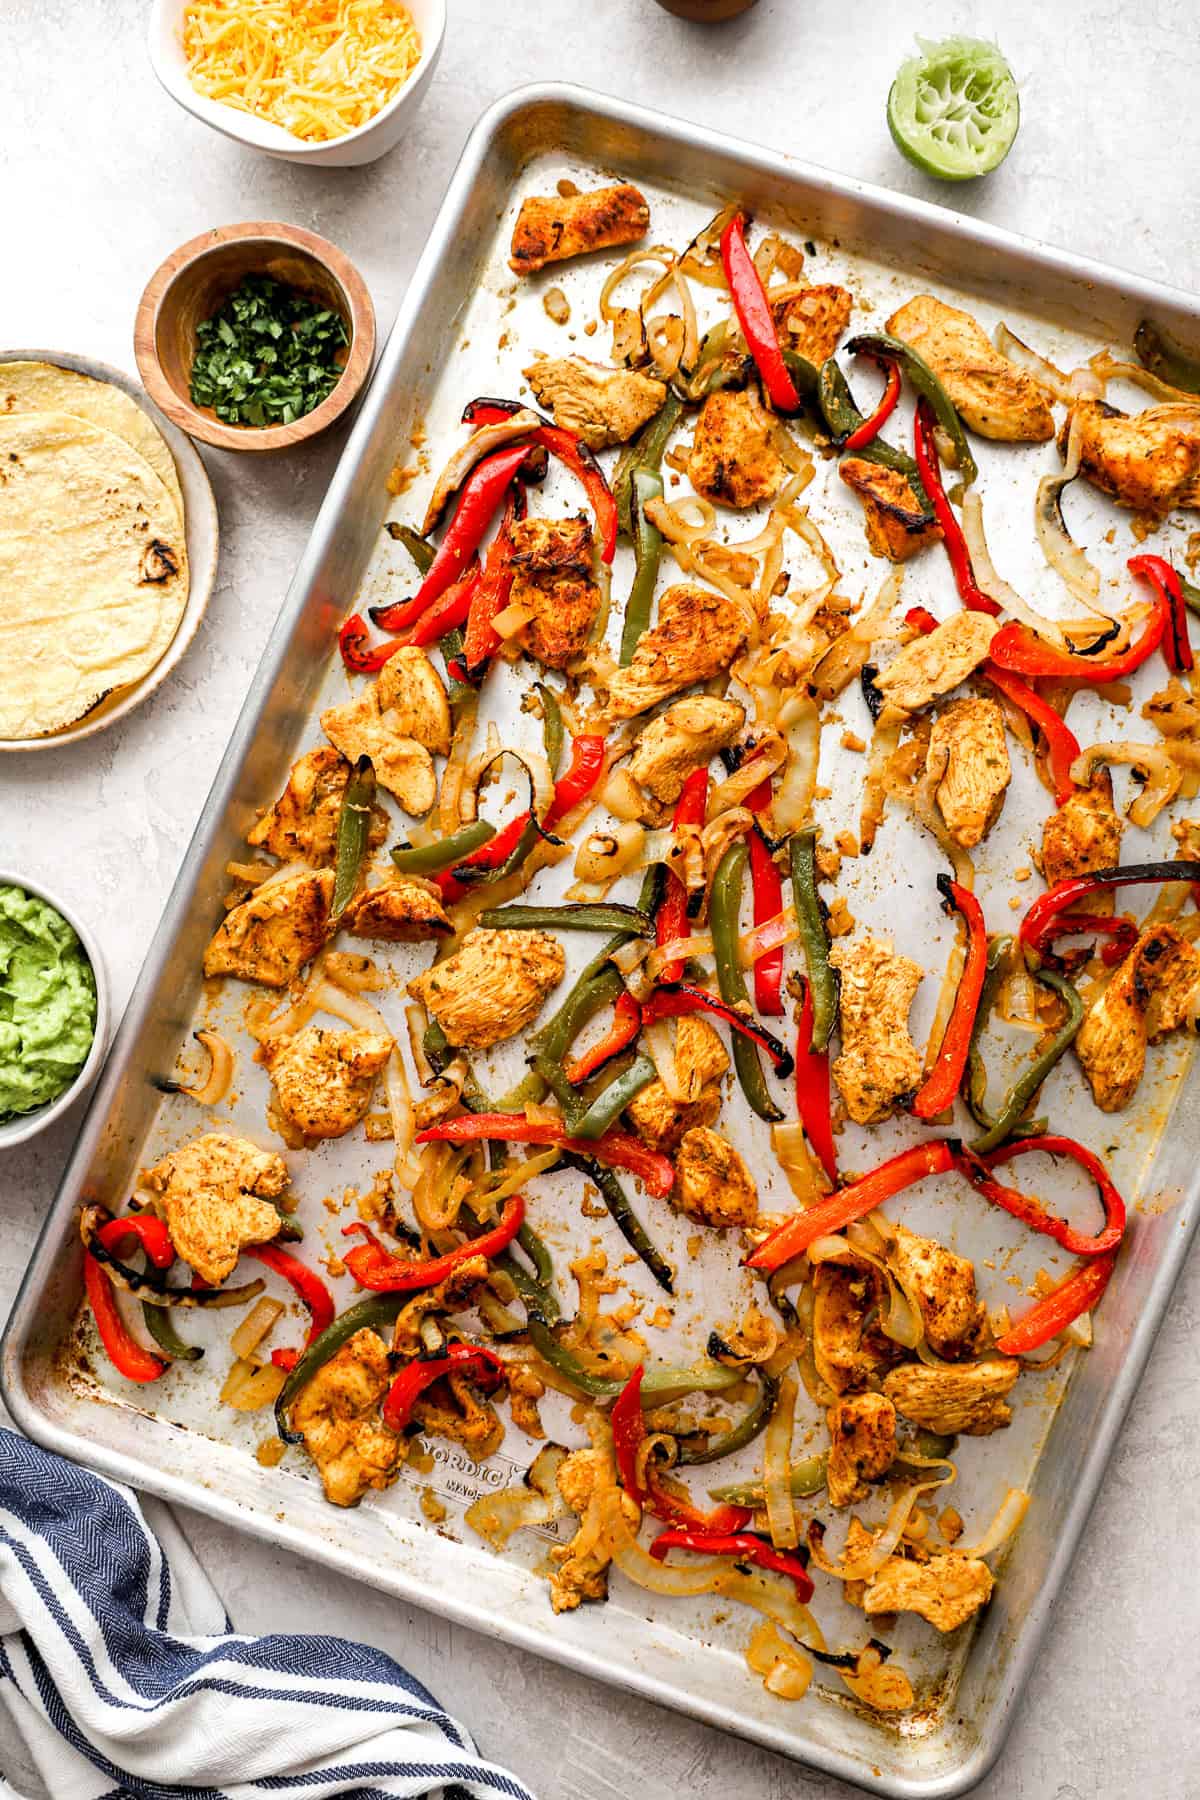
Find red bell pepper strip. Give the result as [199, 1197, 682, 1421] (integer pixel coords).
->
[611, 1366, 752, 1532]
[904, 604, 940, 637]
[795, 978, 836, 1185]
[747, 827, 785, 1017]
[984, 664, 1081, 807]
[649, 1526, 815, 1603]
[241, 1245, 335, 1368]
[959, 1134, 1125, 1258]
[988, 589, 1169, 684]
[1129, 553, 1193, 672]
[407, 441, 537, 620]
[719, 213, 800, 414]
[339, 612, 401, 674]
[565, 990, 643, 1086]
[382, 1341, 507, 1433]
[83, 1255, 165, 1384]
[912, 877, 989, 1121]
[436, 732, 606, 903]
[745, 1140, 956, 1273]
[912, 399, 999, 616]
[843, 355, 902, 451]
[1033, 912, 1138, 970]
[416, 1117, 675, 1197]
[1018, 861, 1200, 962]
[656, 768, 710, 983]
[463, 484, 525, 671]
[343, 1194, 527, 1292]
[994, 1251, 1116, 1356]
[641, 984, 794, 1078]
[393, 564, 480, 650]
[462, 401, 618, 563]
[96, 1214, 175, 1269]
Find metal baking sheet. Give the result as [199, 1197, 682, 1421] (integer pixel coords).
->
[5, 83, 1200, 1799]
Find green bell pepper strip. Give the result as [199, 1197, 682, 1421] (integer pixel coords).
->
[141, 1302, 203, 1362]
[560, 1151, 674, 1295]
[709, 1452, 828, 1505]
[967, 965, 1085, 1154]
[711, 842, 784, 1122]
[788, 829, 837, 1053]
[614, 392, 685, 535]
[780, 349, 821, 403]
[478, 902, 654, 937]
[526, 1312, 742, 1402]
[385, 522, 437, 575]
[965, 936, 1033, 1138]
[533, 681, 564, 777]
[675, 1366, 778, 1467]
[329, 756, 376, 924]
[846, 331, 978, 487]
[1134, 319, 1200, 396]
[392, 820, 496, 876]
[619, 467, 664, 666]
[569, 1055, 657, 1141]
[453, 1072, 561, 1322]
[439, 624, 476, 720]
[1177, 568, 1200, 619]
[817, 358, 934, 512]
[275, 1292, 407, 1442]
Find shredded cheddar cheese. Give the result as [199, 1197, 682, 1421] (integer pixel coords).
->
[182, 0, 422, 143]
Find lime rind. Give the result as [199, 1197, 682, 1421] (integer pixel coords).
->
[888, 34, 1020, 181]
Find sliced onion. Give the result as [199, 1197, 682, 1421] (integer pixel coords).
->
[1089, 349, 1200, 406]
[419, 411, 540, 536]
[1035, 410, 1104, 611]
[770, 696, 822, 836]
[325, 951, 385, 992]
[490, 600, 535, 640]
[643, 933, 714, 982]
[385, 1047, 422, 1190]
[220, 1358, 287, 1411]
[771, 1122, 829, 1205]
[172, 1029, 234, 1105]
[642, 1016, 688, 1103]
[1070, 742, 1181, 828]
[599, 246, 678, 324]
[839, 1644, 914, 1712]
[763, 1372, 800, 1550]
[993, 323, 1075, 404]
[600, 768, 648, 822]
[740, 906, 798, 970]
[746, 1620, 813, 1701]
[230, 1295, 284, 1363]
[859, 714, 903, 855]
[574, 822, 646, 885]
[439, 684, 480, 835]
[465, 1483, 570, 1550]
[469, 1148, 561, 1213]
[225, 859, 275, 886]
[960, 489, 1068, 646]
[950, 1486, 1030, 1558]
[810, 571, 902, 702]
[706, 735, 787, 821]
[807, 1469, 954, 1582]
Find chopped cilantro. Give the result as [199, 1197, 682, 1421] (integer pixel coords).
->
[189, 274, 349, 428]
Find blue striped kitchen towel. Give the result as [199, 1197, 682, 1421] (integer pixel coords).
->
[0, 1428, 535, 1800]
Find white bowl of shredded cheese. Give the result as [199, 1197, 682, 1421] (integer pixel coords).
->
[148, 0, 445, 167]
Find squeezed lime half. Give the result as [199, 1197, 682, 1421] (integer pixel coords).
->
[888, 35, 1020, 180]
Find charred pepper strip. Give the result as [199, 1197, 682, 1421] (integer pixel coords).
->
[675, 1364, 778, 1468]
[989, 589, 1169, 683]
[962, 1134, 1126, 1256]
[711, 842, 784, 1123]
[478, 902, 655, 937]
[560, 1151, 673, 1294]
[614, 391, 685, 536]
[995, 1251, 1116, 1355]
[912, 876, 989, 1121]
[95, 1214, 175, 1268]
[964, 935, 1045, 1143]
[383, 521, 436, 579]
[966, 968, 1084, 1154]
[462, 400, 618, 562]
[242, 1245, 335, 1369]
[392, 819, 496, 876]
[416, 1117, 674, 1196]
[338, 613, 400, 674]
[141, 1302, 202, 1362]
[642, 984, 794, 1077]
[399, 564, 481, 650]
[275, 1292, 409, 1442]
[381, 1340, 506, 1434]
[720, 213, 800, 413]
[788, 829, 837, 1052]
[649, 1527, 815, 1603]
[342, 1195, 526, 1291]
[1034, 915, 1138, 969]
[794, 977, 837, 1185]
[984, 665, 1080, 806]
[747, 826, 785, 1018]
[405, 440, 538, 624]
[526, 1314, 741, 1402]
[620, 466, 664, 666]
[1019, 862, 1200, 963]
[849, 331, 978, 485]
[565, 991, 643, 1086]
[84, 1255, 165, 1384]
[843, 354, 902, 450]
[329, 755, 375, 925]
[746, 1141, 956, 1272]
[611, 1366, 751, 1529]
[569, 1055, 657, 1141]
[656, 768, 709, 981]
[912, 399, 998, 615]
[818, 361, 933, 504]
[1130, 553, 1193, 672]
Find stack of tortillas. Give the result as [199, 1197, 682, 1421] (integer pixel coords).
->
[0, 361, 189, 740]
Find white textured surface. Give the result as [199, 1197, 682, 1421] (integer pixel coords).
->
[2, 2, 1198, 1796]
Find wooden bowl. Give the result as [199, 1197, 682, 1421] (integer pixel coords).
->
[134, 222, 375, 453]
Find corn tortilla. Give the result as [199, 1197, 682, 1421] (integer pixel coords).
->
[0, 410, 190, 740]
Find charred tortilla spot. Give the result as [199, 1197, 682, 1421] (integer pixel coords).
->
[139, 538, 179, 584]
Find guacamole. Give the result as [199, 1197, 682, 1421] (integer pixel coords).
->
[0, 885, 96, 1120]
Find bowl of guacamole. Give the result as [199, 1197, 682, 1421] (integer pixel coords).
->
[0, 875, 108, 1148]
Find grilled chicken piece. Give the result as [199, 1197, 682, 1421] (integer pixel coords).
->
[625, 1014, 728, 1153]
[508, 515, 600, 669]
[688, 388, 784, 510]
[1040, 772, 1123, 886]
[407, 928, 565, 1050]
[246, 748, 386, 866]
[826, 1392, 897, 1508]
[390, 1258, 490, 1358]
[1075, 922, 1200, 1111]
[344, 872, 452, 941]
[523, 357, 666, 450]
[873, 612, 999, 714]
[605, 585, 748, 719]
[627, 696, 745, 804]
[812, 1260, 901, 1394]
[771, 284, 853, 366]
[321, 692, 436, 817]
[261, 1026, 393, 1141]
[140, 1132, 286, 1285]
[840, 457, 940, 563]
[829, 938, 923, 1124]
[291, 1328, 405, 1508]
[671, 1126, 758, 1229]
[887, 296, 1056, 442]
[550, 1446, 640, 1612]
[882, 1359, 1020, 1437]
[1061, 398, 1200, 514]
[863, 1555, 994, 1633]
[927, 697, 1011, 849]
[887, 1223, 986, 1359]
[203, 870, 332, 988]
[510, 183, 650, 275]
[375, 646, 452, 755]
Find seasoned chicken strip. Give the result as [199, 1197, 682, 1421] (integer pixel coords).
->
[771, 284, 853, 366]
[672, 1126, 758, 1229]
[261, 1026, 393, 1141]
[882, 1360, 1020, 1437]
[407, 928, 565, 1050]
[1062, 398, 1200, 514]
[1040, 772, 1123, 886]
[627, 696, 745, 804]
[840, 457, 940, 563]
[826, 1392, 897, 1508]
[291, 1328, 405, 1508]
[523, 357, 666, 450]
[873, 612, 999, 714]
[320, 691, 437, 816]
[246, 748, 385, 866]
[887, 1224, 986, 1359]
[508, 515, 600, 669]
[812, 1260, 901, 1395]
[550, 1446, 640, 1612]
[1075, 922, 1200, 1111]
[927, 697, 1011, 849]
[863, 1555, 994, 1633]
[140, 1132, 286, 1285]
[829, 938, 923, 1124]
[375, 646, 452, 755]
[625, 1014, 728, 1153]
[203, 869, 331, 988]
[510, 184, 650, 275]
[687, 388, 784, 510]
[344, 872, 452, 941]
[887, 296, 1056, 442]
[605, 585, 748, 719]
